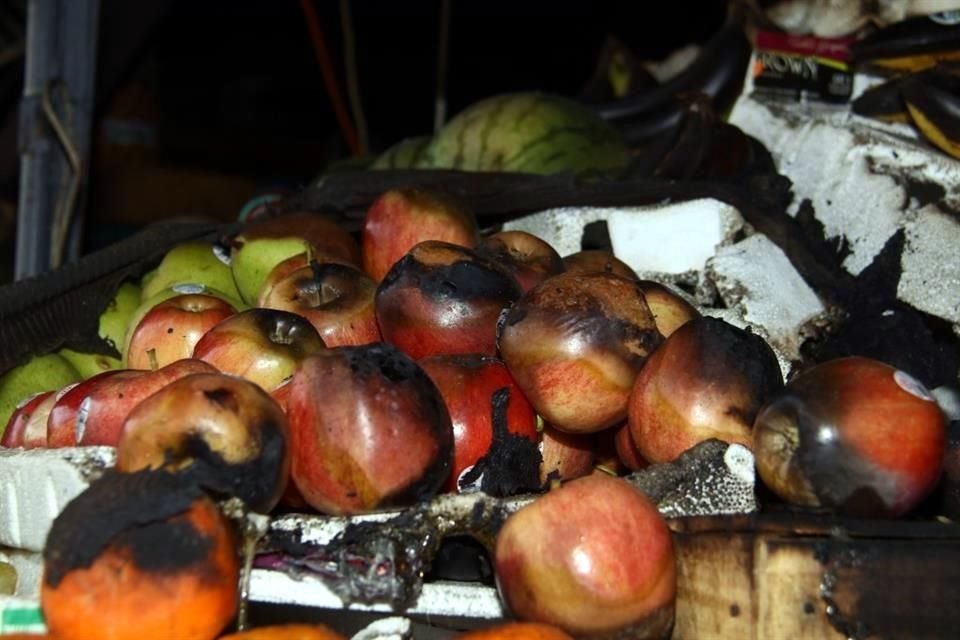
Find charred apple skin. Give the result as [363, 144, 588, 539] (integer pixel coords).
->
[629, 316, 783, 464]
[498, 271, 663, 434]
[753, 356, 946, 518]
[287, 343, 454, 515]
[115, 372, 291, 514]
[376, 241, 522, 360]
[494, 474, 676, 639]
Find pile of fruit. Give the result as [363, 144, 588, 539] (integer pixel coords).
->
[0, 175, 950, 639]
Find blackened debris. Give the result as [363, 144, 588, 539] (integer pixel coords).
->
[460, 387, 542, 497]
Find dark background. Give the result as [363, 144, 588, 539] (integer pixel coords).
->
[0, 0, 729, 283]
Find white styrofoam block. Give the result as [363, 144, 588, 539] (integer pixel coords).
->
[706, 234, 828, 361]
[730, 98, 907, 276]
[0, 448, 114, 552]
[606, 199, 745, 276]
[500, 200, 744, 278]
[899, 206, 960, 326]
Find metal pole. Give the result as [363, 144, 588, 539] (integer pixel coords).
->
[14, 0, 99, 280]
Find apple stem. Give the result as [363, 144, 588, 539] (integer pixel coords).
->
[147, 348, 159, 371]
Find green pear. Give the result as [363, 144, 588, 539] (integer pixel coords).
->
[230, 235, 311, 306]
[140, 242, 243, 302]
[0, 352, 81, 436]
[121, 283, 246, 365]
[58, 281, 143, 378]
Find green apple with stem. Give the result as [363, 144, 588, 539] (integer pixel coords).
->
[140, 241, 243, 303]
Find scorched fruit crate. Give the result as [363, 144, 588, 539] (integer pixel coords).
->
[1, 165, 960, 640]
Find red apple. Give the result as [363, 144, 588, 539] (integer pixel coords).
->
[362, 187, 480, 282]
[494, 473, 676, 638]
[258, 262, 381, 347]
[2, 390, 54, 448]
[614, 421, 648, 472]
[562, 250, 639, 280]
[376, 240, 522, 360]
[47, 370, 128, 448]
[498, 271, 663, 434]
[125, 294, 236, 370]
[20, 387, 70, 449]
[539, 424, 596, 486]
[287, 343, 453, 515]
[753, 356, 946, 518]
[115, 372, 291, 513]
[76, 358, 218, 446]
[479, 230, 565, 293]
[235, 211, 361, 266]
[628, 316, 783, 464]
[192, 308, 326, 391]
[418, 354, 539, 493]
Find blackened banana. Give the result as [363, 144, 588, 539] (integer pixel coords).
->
[591, 19, 752, 145]
[902, 73, 960, 158]
[851, 14, 960, 72]
[852, 76, 912, 122]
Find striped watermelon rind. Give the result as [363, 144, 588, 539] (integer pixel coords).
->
[371, 135, 432, 170]
[417, 92, 629, 176]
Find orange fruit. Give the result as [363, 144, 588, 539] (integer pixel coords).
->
[41, 470, 239, 640]
[219, 623, 346, 640]
[457, 622, 574, 640]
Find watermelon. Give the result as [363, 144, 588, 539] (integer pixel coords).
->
[371, 135, 432, 169]
[417, 92, 629, 176]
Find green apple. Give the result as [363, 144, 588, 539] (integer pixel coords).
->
[230, 235, 311, 306]
[0, 352, 81, 436]
[140, 242, 243, 302]
[58, 281, 142, 378]
[121, 283, 246, 365]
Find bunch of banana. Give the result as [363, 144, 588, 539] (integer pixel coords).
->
[852, 61, 960, 159]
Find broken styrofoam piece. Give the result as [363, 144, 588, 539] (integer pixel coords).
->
[706, 234, 829, 363]
[351, 616, 413, 640]
[501, 199, 745, 281]
[250, 571, 506, 619]
[0, 447, 114, 552]
[730, 97, 908, 277]
[898, 206, 960, 326]
[605, 200, 745, 277]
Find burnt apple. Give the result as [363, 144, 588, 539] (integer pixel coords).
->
[125, 294, 236, 370]
[362, 186, 480, 282]
[418, 354, 538, 493]
[258, 262, 381, 347]
[192, 308, 326, 391]
[287, 343, 453, 515]
[74, 359, 218, 447]
[376, 241, 522, 360]
[628, 316, 783, 464]
[115, 372, 291, 513]
[478, 230, 565, 293]
[498, 271, 663, 434]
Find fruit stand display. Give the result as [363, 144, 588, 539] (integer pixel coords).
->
[2, 4, 960, 640]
